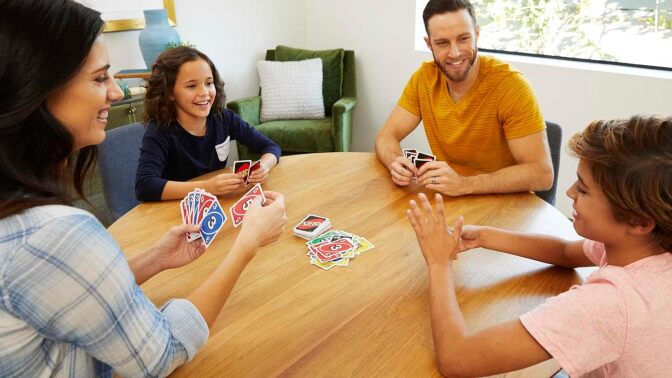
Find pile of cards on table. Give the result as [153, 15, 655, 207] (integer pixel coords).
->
[180, 189, 226, 247]
[233, 159, 262, 185]
[305, 230, 375, 271]
[403, 148, 436, 169]
[292, 214, 331, 239]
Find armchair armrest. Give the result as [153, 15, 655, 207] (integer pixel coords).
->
[226, 96, 261, 126]
[331, 97, 357, 152]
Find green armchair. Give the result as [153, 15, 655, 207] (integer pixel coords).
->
[227, 48, 356, 160]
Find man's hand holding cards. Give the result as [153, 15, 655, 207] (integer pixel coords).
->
[180, 189, 227, 247]
[229, 183, 267, 227]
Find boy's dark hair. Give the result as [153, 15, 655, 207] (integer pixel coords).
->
[568, 115, 672, 251]
[144, 46, 226, 126]
[422, 0, 477, 36]
[0, 0, 104, 218]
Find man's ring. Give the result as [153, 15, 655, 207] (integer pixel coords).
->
[431, 176, 437, 185]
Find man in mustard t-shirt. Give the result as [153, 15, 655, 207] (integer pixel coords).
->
[375, 0, 553, 196]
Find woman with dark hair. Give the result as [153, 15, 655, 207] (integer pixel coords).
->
[0, 1, 287, 376]
[135, 47, 281, 202]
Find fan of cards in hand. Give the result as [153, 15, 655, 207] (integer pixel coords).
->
[180, 189, 227, 247]
[304, 230, 375, 271]
[403, 148, 436, 180]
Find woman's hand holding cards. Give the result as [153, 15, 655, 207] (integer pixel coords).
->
[236, 191, 288, 258]
[151, 223, 207, 270]
[205, 172, 244, 195]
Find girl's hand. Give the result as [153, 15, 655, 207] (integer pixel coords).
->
[247, 161, 270, 184]
[206, 173, 244, 195]
[406, 193, 463, 267]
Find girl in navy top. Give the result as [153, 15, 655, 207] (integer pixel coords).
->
[136, 47, 281, 201]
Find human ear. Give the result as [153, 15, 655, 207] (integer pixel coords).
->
[628, 216, 655, 235]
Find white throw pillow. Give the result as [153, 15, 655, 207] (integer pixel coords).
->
[257, 58, 325, 122]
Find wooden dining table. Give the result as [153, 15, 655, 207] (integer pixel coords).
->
[108, 152, 592, 377]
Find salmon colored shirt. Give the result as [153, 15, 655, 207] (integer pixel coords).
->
[521, 240, 672, 377]
[398, 55, 545, 175]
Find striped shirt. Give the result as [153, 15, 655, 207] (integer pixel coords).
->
[398, 55, 545, 176]
[0, 205, 208, 377]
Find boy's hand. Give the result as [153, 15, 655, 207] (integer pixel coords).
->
[407, 193, 463, 267]
[206, 173, 244, 195]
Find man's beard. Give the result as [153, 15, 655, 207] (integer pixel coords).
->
[433, 49, 478, 82]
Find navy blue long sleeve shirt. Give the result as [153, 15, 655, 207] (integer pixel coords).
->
[135, 110, 281, 201]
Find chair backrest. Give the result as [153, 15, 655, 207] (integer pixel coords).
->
[97, 122, 144, 222]
[536, 121, 562, 206]
[264, 49, 356, 115]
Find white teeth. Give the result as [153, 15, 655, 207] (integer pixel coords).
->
[97, 110, 108, 120]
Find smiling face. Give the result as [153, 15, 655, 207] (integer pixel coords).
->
[172, 57, 216, 127]
[424, 9, 479, 83]
[46, 35, 123, 150]
[566, 158, 628, 243]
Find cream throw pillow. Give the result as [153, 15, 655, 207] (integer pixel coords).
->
[258, 58, 325, 122]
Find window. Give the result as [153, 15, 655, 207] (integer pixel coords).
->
[415, 0, 672, 71]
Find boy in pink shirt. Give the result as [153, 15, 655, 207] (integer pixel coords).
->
[407, 114, 672, 377]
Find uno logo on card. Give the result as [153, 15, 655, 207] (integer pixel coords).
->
[297, 216, 325, 232]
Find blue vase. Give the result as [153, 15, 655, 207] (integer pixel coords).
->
[138, 9, 180, 68]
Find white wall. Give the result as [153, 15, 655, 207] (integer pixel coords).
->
[304, 0, 672, 217]
[105, 0, 307, 107]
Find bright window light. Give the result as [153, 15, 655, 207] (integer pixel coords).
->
[415, 0, 672, 71]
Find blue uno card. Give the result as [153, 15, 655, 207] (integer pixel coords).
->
[200, 200, 226, 247]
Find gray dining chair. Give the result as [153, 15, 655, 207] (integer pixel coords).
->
[536, 121, 562, 206]
[98, 122, 144, 222]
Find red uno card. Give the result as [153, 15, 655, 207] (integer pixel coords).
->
[196, 192, 216, 225]
[310, 239, 356, 263]
[250, 160, 262, 173]
[229, 183, 266, 227]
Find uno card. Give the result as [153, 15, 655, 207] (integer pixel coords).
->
[417, 152, 436, 161]
[200, 200, 227, 247]
[310, 239, 356, 263]
[250, 160, 262, 173]
[196, 192, 216, 225]
[294, 214, 329, 234]
[234, 160, 252, 184]
[415, 158, 432, 170]
[229, 183, 266, 227]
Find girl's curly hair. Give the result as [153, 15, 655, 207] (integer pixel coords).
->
[143, 46, 226, 127]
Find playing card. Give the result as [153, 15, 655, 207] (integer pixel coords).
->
[250, 160, 262, 173]
[310, 239, 357, 263]
[200, 199, 226, 247]
[417, 152, 436, 161]
[229, 183, 266, 227]
[294, 214, 329, 234]
[234, 160, 252, 184]
[195, 192, 216, 225]
[415, 158, 433, 170]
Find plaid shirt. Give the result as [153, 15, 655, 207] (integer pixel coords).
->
[0, 205, 208, 377]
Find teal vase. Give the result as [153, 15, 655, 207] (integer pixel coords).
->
[138, 9, 180, 68]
